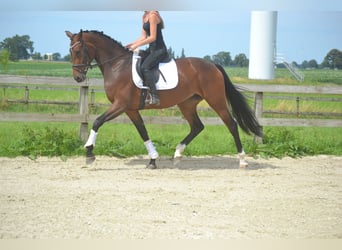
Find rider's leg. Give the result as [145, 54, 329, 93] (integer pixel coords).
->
[142, 69, 160, 105]
[141, 49, 168, 105]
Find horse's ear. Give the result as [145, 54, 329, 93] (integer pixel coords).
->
[65, 31, 73, 39]
[80, 29, 83, 39]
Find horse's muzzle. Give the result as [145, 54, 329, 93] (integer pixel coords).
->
[74, 73, 86, 83]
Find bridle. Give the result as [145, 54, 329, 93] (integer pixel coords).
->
[69, 40, 93, 75]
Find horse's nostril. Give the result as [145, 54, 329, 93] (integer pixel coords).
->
[75, 74, 84, 82]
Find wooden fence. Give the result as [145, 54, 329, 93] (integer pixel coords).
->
[1, 75, 341, 142]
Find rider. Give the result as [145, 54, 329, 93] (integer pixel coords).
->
[126, 11, 169, 105]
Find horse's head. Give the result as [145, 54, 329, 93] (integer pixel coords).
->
[66, 30, 95, 83]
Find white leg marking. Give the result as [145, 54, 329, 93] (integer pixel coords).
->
[239, 150, 248, 168]
[144, 140, 159, 159]
[84, 129, 98, 148]
[174, 144, 186, 158]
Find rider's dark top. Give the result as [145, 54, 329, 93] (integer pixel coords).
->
[143, 21, 167, 52]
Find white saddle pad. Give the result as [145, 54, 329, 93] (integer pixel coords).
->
[132, 55, 178, 90]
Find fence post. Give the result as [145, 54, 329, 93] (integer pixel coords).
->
[296, 97, 300, 117]
[91, 88, 95, 107]
[79, 85, 89, 142]
[24, 86, 29, 104]
[254, 92, 264, 143]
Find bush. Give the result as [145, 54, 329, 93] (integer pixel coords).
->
[251, 127, 315, 158]
[15, 126, 83, 160]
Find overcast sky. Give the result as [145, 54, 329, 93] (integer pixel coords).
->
[1, 1, 341, 64]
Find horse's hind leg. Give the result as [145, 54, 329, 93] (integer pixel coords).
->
[205, 98, 247, 168]
[174, 95, 204, 163]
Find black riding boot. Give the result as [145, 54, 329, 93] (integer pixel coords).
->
[147, 81, 160, 105]
[143, 70, 160, 105]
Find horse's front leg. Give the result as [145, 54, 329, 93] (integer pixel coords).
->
[84, 104, 125, 164]
[126, 111, 159, 169]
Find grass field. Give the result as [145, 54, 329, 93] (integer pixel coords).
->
[0, 61, 341, 158]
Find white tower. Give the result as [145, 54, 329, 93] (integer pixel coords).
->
[248, 11, 278, 80]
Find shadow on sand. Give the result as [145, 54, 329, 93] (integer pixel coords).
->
[124, 156, 276, 171]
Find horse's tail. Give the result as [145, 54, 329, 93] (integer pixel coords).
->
[215, 64, 263, 137]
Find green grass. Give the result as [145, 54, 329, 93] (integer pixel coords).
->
[0, 61, 103, 78]
[228, 67, 342, 85]
[0, 122, 341, 159]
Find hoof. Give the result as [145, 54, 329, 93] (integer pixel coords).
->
[85, 145, 95, 165]
[86, 156, 96, 165]
[173, 156, 182, 166]
[147, 159, 157, 169]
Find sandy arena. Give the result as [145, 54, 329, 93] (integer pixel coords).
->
[0, 155, 341, 239]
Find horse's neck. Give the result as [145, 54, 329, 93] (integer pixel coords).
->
[94, 44, 130, 74]
[95, 44, 125, 62]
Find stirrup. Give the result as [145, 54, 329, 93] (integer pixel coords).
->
[151, 96, 160, 105]
[145, 93, 160, 105]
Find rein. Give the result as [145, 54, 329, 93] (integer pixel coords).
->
[78, 55, 126, 69]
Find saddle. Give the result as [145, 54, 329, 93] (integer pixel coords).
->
[135, 50, 172, 86]
[131, 50, 178, 109]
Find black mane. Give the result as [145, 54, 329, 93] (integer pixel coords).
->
[82, 30, 130, 52]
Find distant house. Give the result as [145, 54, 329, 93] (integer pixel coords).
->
[44, 53, 53, 61]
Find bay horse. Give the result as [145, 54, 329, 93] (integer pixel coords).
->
[65, 30, 262, 168]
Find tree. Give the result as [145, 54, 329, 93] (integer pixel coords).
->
[0, 35, 34, 61]
[321, 49, 342, 69]
[276, 63, 286, 69]
[31, 52, 42, 60]
[212, 51, 231, 66]
[292, 61, 299, 67]
[53, 52, 61, 61]
[203, 55, 212, 62]
[233, 53, 248, 67]
[301, 60, 309, 69]
[63, 54, 71, 62]
[180, 48, 186, 58]
[307, 59, 318, 69]
[167, 46, 175, 59]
